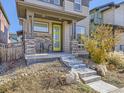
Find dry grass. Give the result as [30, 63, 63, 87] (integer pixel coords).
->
[0, 61, 97, 93]
[102, 70, 124, 88]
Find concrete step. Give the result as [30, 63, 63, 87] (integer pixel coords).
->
[88, 80, 118, 93]
[79, 70, 97, 78]
[71, 64, 86, 69]
[81, 75, 101, 84]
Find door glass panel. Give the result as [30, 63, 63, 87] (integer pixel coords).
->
[53, 24, 61, 51]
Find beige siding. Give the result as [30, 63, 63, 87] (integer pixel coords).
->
[102, 8, 114, 25]
[115, 4, 124, 26]
[102, 3, 124, 26]
[64, 0, 88, 16]
[24, 0, 89, 17]
[25, 0, 63, 10]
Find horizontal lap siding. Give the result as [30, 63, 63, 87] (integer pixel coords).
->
[67, 0, 90, 6]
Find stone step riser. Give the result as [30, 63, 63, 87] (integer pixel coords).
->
[79, 71, 97, 78]
[71, 65, 86, 69]
[82, 76, 101, 84]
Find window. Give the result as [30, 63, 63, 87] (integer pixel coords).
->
[74, 0, 82, 11]
[120, 45, 124, 51]
[40, 0, 61, 6]
[76, 26, 85, 41]
[34, 22, 48, 32]
[53, 0, 60, 5]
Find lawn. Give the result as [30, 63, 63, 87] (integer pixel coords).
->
[0, 61, 98, 93]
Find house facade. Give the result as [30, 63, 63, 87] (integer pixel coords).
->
[16, 0, 90, 54]
[90, 2, 124, 52]
[0, 2, 9, 44]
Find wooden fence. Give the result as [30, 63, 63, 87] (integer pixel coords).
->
[0, 42, 24, 63]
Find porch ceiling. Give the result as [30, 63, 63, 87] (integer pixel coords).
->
[16, 1, 86, 21]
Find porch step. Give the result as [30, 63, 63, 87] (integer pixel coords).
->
[61, 56, 85, 68]
[81, 75, 101, 84]
[71, 64, 86, 69]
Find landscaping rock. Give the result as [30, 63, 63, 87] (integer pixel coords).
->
[0, 63, 7, 74]
[66, 72, 77, 84]
[96, 65, 107, 76]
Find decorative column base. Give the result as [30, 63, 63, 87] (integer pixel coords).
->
[24, 37, 36, 55]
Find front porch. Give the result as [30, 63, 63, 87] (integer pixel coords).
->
[17, 0, 89, 56]
[25, 52, 88, 65]
[21, 13, 77, 54]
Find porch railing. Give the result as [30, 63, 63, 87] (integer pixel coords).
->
[71, 40, 89, 56]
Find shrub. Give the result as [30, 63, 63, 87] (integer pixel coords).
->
[84, 25, 117, 64]
[107, 52, 124, 69]
[83, 25, 120, 76]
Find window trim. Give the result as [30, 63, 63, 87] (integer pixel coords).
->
[74, 0, 82, 12]
[34, 21, 49, 33]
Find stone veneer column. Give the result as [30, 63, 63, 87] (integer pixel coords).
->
[24, 14, 36, 55]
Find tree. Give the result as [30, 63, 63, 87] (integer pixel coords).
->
[84, 25, 118, 76]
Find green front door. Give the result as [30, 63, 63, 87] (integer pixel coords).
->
[52, 24, 62, 52]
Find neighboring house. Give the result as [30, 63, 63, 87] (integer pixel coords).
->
[90, 2, 124, 52]
[0, 2, 10, 44]
[16, 0, 90, 54]
[9, 32, 22, 43]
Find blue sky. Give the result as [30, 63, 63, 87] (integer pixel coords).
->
[1, 0, 124, 33]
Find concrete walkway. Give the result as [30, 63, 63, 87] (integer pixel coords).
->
[87, 80, 118, 93]
[109, 88, 124, 93]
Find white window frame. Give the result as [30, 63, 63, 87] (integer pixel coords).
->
[34, 22, 49, 33]
[74, 0, 82, 12]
